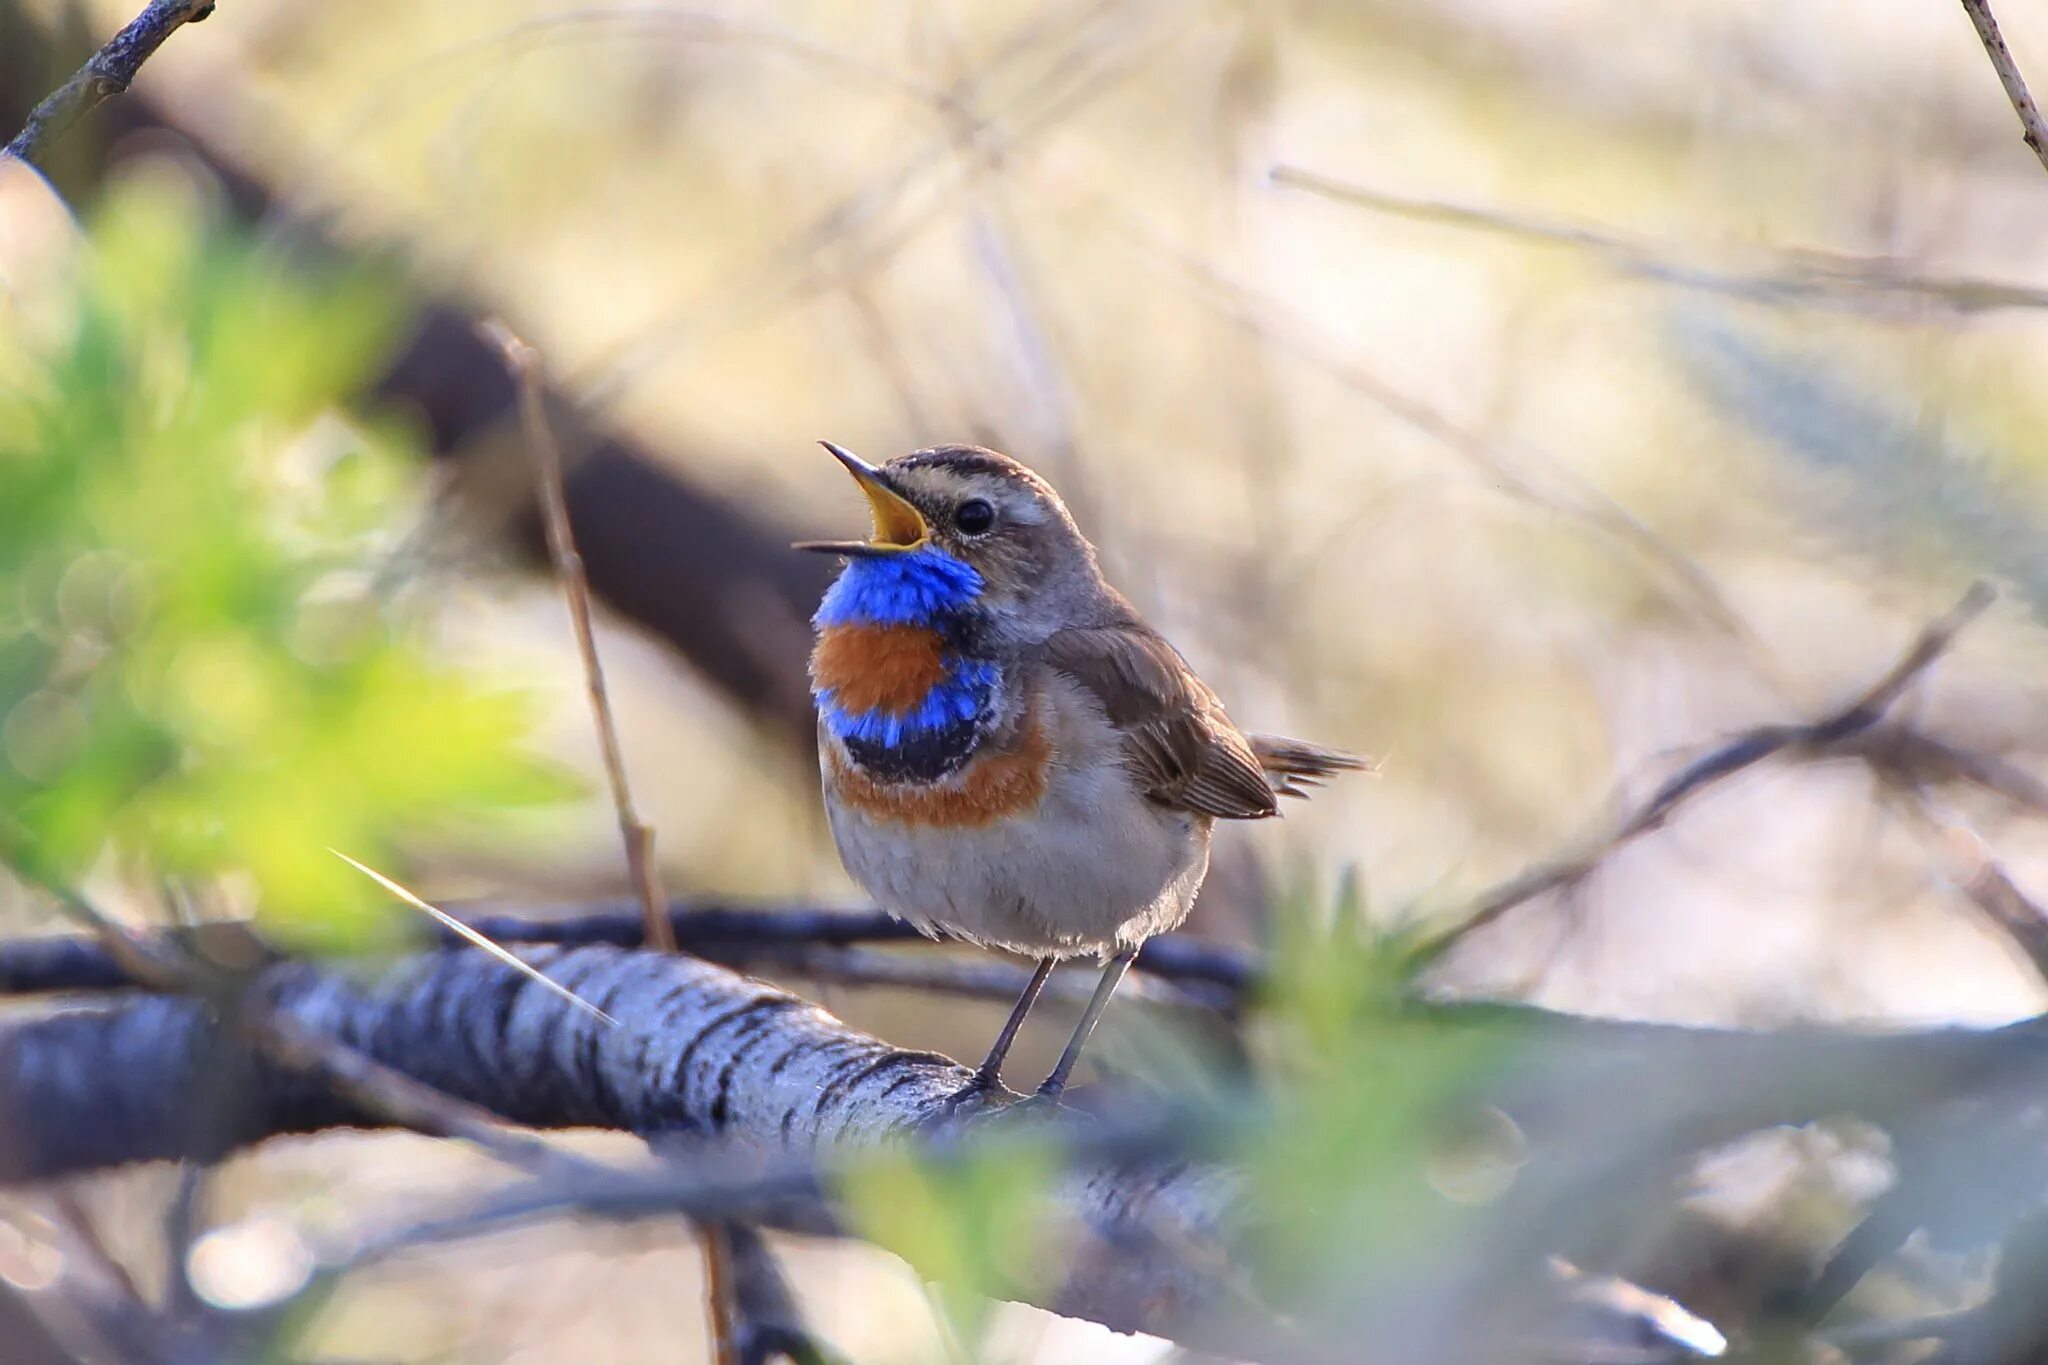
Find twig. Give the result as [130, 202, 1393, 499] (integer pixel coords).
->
[1959, 0, 2048, 175]
[1050, 161, 1765, 657]
[1, 0, 215, 166]
[1270, 164, 2048, 314]
[482, 320, 676, 956]
[484, 319, 751, 1360]
[1418, 583, 1997, 965]
[28, 1191, 175, 1362]
[709, 1222, 849, 1365]
[1899, 797, 2048, 984]
[0, 905, 1263, 1003]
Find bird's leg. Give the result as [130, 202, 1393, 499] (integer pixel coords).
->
[934, 956, 1056, 1124]
[1034, 948, 1138, 1102]
[969, 955, 1056, 1092]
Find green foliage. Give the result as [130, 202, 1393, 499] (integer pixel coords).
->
[0, 172, 564, 947]
[836, 879, 1528, 1355]
[1243, 875, 1518, 1320]
[839, 1132, 1061, 1355]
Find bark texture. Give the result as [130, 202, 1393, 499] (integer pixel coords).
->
[0, 944, 1236, 1340]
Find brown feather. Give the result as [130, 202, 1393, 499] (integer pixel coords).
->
[1248, 734, 1373, 799]
[1041, 622, 1282, 820]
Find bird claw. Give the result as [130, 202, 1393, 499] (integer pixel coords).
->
[998, 1090, 1065, 1125]
[926, 1070, 1069, 1133]
[929, 1069, 1006, 1127]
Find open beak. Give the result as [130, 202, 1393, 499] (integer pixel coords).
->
[793, 441, 930, 556]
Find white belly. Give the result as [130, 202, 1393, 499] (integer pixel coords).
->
[821, 681, 1211, 957]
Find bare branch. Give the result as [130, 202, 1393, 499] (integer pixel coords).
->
[1, 0, 215, 167]
[482, 320, 677, 957]
[0, 904, 1261, 1005]
[706, 1222, 849, 1365]
[1270, 165, 2048, 314]
[1898, 797, 2048, 984]
[1959, 0, 2048, 175]
[1420, 583, 1997, 965]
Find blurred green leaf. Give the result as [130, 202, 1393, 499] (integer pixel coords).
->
[0, 170, 567, 948]
[839, 1133, 1061, 1355]
[1245, 880, 1517, 1322]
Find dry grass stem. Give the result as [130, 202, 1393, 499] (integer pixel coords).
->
[481, 319, 677, 956]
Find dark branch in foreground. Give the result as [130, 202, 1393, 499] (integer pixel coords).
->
[0, 905, 1258, 1003]
[1, 0, 212, 166]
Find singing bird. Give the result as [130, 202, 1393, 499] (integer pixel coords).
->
[800, 443, 1364, 1102]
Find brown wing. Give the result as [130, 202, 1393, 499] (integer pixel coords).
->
[1247, 734, 1372, 798]
[1042, 624, 1280, 820]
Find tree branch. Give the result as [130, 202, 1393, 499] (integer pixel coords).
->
[1271, 165, 2048, 314]
[0, 943, 1238, 1343]
[8, 938, 2048, 1349]
[1, 0, 213, 167]
[0, 904, 1259, 1002]
[1959, 0, 2048, 175]
[1418, 583, 1997, 965]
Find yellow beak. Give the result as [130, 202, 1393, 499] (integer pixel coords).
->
[793, 441, 930, 556]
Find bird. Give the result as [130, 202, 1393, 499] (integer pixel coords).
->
[798, 441, 1365, 1103]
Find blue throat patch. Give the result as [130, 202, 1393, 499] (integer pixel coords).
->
[813, 547, 985, 628]
[812, 548, 996, 780]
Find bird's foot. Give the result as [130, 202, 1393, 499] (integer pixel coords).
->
[930, 1067, 1007, 1127]
[997, 1088, 1066, 1125]
[926, 1069, 1072, 1134]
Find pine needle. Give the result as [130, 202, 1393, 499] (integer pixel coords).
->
[329, 849, 616, 1027]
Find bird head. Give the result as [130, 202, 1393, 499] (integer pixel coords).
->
[798, 442, 1098, 638]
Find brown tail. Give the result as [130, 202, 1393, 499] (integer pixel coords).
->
[1248, 734, 1372, 800]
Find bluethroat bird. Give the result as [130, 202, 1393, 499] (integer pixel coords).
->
[799, 443, 1364, 1102]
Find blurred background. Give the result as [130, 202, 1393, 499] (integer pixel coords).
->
[6, 0, 2048, 1359]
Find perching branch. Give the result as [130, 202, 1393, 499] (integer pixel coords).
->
[0, 943, 1240, 1345]
[1, 0, 214, 167]
[15, 939, 2048, 1354]
[1958, 0, 2048, 175]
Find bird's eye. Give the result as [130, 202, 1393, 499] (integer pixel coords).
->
[954, 498, 996, 535]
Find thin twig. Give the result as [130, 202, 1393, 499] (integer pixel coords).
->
[1897, 795, 2048, 984]
[1418, 583, 1997, 965]
[1959, 0, 2048, 175]
[709, 1222, 849, 1365]
[2, 0, 215, 166]
[1049, 161, 1766, 659]
[482, 320, 677, 956]
[1271, 165, 2048, 314]
[0, 906, 1263, 1005]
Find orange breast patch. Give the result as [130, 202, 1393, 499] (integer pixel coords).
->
[811, 623, 950, 715]
[827, 709, 1052, 828]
